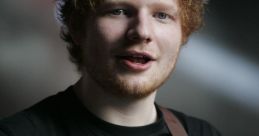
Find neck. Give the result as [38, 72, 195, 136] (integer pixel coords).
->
[74, 76, 158, 127]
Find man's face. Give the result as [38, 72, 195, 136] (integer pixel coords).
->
[80, 0, 182, 98]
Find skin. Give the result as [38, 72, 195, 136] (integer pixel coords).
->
[74, 0, 182, 126]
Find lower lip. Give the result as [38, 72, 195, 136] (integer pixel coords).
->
[119, 59, 153, 72]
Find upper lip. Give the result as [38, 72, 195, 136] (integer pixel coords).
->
[116, 51, 156, 61]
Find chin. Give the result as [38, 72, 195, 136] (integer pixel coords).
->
[106, 83, 157, 99]
[97, 74, 162, 99]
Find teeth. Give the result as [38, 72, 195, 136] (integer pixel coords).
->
[126, 55, 150, 64]
[130, 58, 146, 64]
[132, 55, 144, 59]
[118, 54, 152, 64]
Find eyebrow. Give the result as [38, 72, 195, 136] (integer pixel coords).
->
[101, 1, 178, 9]
[148, 2, 179, 14]
[97, 1, 132, 10]
[98, 0, 179, 15]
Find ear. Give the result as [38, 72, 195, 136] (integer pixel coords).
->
[70, 29, 84, 46]
[68, 12, 87, 46]
[69, 24, 86, 46]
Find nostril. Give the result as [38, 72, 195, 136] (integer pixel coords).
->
[126, 28, 152, 43]
[127, 29, 141, 41]
[145, 37, 151, 43]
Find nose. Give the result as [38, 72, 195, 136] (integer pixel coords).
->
[126, 11, 153, 43]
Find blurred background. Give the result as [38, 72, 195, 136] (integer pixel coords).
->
[0, 0, 258, 135]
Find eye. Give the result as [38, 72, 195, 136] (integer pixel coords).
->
[154, 12, 170, 20]
[109, 9, 128, 16]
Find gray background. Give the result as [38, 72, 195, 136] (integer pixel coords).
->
[0, 0, 258, 135]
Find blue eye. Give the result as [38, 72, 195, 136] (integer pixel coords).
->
[154, 12, 169, 19]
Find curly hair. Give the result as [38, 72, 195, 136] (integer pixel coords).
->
[56, 0, 206, 71]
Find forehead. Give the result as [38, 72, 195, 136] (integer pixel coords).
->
[99, 0, 179, 11]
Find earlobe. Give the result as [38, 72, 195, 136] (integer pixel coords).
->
[70, 30, 83, 46]
[69, 24, 88, 47]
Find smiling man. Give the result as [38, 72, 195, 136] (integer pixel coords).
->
[0, 0, 220, 136]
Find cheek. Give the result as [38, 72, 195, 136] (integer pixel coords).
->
[97, 18, 128, 43]
[156, 26, 182, 56]
[155, 26, 182, 73]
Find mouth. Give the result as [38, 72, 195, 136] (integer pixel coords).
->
[116, 51, 155, 72]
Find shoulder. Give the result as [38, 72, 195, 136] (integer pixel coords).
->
[168, 108, 221, 136]
[0, 87, 73, 136]
[0, 111, 37, 136]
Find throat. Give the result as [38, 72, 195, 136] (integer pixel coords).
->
[103, 102, 158, 127]
[75, 75, 158, 127]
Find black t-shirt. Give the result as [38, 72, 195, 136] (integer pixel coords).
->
[0, 86, 221, 136]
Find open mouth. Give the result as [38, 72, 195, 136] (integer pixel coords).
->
[117, 52, 155, 64]
[116, 51, 155, 72]
[119, 54, 152, 64]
